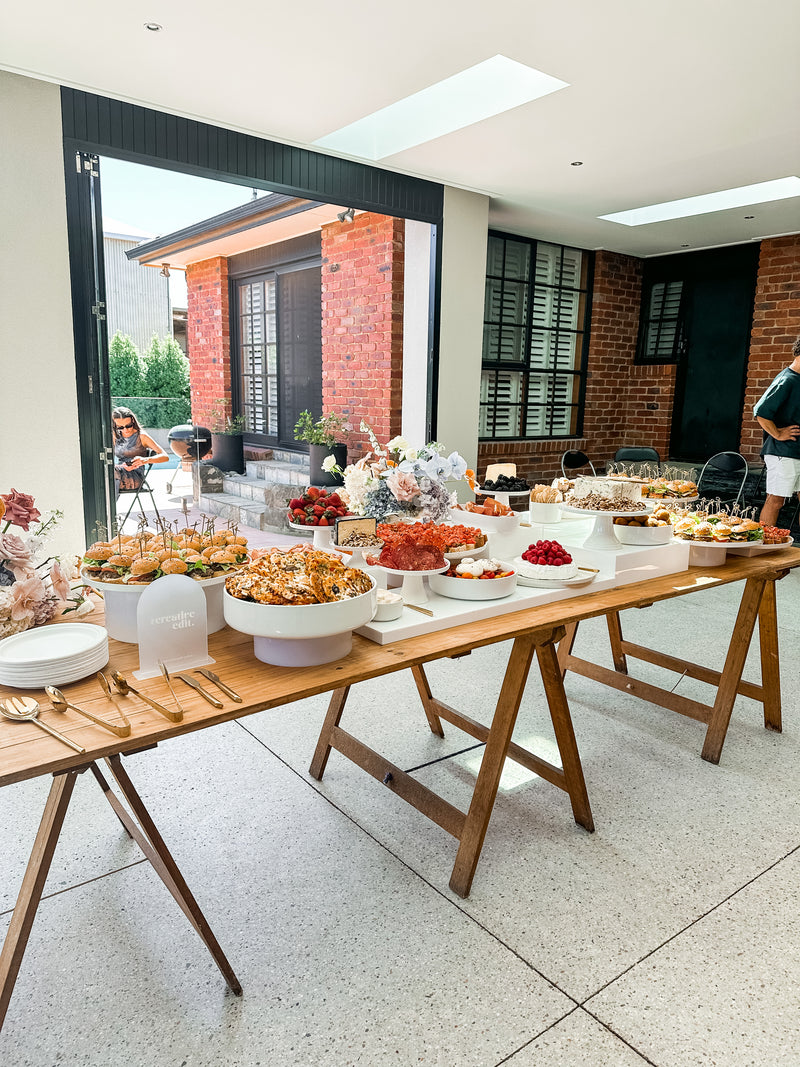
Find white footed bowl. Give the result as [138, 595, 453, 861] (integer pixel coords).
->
[223, 579, 377, 666]
[613, 523, 673, 545]
[82, 572, 227, 643]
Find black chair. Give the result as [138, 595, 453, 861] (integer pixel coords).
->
[116, 473, 161, 527]
[696, 451, 749, 507]
[561, 449, 596, 477]
[613, 446, 661, 467]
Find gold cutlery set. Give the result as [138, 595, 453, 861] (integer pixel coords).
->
[0, 662, 242, 752]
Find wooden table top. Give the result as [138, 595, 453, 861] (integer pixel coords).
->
[2, 549, 798, 788]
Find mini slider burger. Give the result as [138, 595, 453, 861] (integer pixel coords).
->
[728, 519, 763, 542]
[82, 543, 116, 577]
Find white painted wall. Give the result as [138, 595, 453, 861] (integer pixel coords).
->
[401, 219, 432, 445]
[0, 71, 85, 553]
[437, 186, 490, 498]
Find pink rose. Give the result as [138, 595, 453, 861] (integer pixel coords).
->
[0, 533, 34, 578]
[10, 575, 46, 623]
[386, 469, 420, 503]
[1, 489, 41, 531]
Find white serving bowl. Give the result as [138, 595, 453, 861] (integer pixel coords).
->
[223, 578, 377, 666]
[82, 572, 227, 642]
[529, 502, 562, 524]
[428, 567, 517, 601]
[613, 523, 673, 545]
[448, 507, 520, 534]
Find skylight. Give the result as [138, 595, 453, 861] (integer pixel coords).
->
[313, 55, 568, 160]
[599, 177, 800, 226]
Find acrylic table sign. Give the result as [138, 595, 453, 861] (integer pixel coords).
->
[133, 574, 215, 680]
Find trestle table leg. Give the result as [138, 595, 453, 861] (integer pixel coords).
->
[449, 634, 537, 898]
[758, 579, 782, 733]
[411, 664, 445, 737]
[309, 686, 350, 780]
[606, 612, 628, 674]
[0, 769, 81, 1031]
[701, 578, 765, 764]
[102, 755, 242, 995]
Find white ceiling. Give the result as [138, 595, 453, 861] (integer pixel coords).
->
[3, 0, 799, 256]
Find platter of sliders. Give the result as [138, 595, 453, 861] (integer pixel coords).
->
[81, 520, 251, 641]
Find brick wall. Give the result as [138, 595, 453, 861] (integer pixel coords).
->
[740, 235, 800, 459]
[186, 256, 231, 428]
[320, 213, 405, 458]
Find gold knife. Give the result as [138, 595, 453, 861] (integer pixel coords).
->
[175, 672, 224, 708]
[195, 667, 242, 703]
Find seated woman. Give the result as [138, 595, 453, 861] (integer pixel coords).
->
[112, 407, 169, 493]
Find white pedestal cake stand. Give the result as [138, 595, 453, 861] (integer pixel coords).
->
[560, 504, 650, 551]
[477, 488, 531, 509]
[374, 564, 449, 604]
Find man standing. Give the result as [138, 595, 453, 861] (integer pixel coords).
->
[754, 336, 800, 526]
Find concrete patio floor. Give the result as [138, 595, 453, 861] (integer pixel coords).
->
[2, 478, 799, 1065]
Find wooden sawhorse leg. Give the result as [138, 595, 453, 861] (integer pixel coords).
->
[309, 628, 593, 898]
[0, 757, 241, 1032]
[563, 577, 782, 766]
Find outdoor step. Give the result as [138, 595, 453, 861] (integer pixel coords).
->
[222, 473, 297, 506]
[244, 459, 310, 485]
[197, 491, 290, 533]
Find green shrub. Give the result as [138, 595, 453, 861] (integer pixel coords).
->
[108, 332, 145, 397]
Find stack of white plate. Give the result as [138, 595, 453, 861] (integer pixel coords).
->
[0, 623, 109, 688]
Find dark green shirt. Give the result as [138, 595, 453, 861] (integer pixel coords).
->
[754, 367, 800, 458]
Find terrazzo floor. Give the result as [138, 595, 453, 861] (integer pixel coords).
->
[2, 476, 799, 1065]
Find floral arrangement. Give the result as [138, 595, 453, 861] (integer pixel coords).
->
[323, 422, 475, 523]
[0, 489, 91, 640]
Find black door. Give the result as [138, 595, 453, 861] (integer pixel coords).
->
[64, 150, 116, 541]
[642, 245, 759, 462]
[671, 268, 758, 460]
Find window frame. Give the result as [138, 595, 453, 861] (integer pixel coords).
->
[480, 230, 594, 442]
[635, 278, 685, 365]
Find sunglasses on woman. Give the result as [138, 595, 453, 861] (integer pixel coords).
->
[115, 422, 136, 432]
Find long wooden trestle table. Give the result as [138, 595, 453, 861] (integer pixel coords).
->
[1, 548, 798, 1029]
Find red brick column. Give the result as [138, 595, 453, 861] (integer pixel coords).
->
[740, 235, 800, 460]
[582, 250, 675, 468]
[186, 256, 231, 427]
[320, 213, 405, 457]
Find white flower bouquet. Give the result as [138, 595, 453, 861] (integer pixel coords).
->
[322, 422, 476, 523]
[0, 489, 91, 640]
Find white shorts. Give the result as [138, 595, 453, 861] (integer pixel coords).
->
[764, 454, 800, 497]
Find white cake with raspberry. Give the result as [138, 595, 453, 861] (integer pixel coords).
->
[516, 540, 578, 580]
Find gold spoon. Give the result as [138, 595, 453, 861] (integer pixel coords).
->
[47, 687, 131, 738]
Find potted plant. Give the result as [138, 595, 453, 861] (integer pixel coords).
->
[293, 410, 349, 486]
[209, 406, 247, 475]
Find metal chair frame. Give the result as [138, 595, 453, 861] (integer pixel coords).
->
[697, 451, 749, 507]
[613, 447, 661, 472]
[116, 474, 161, 527]
[561, 449, 596, 478]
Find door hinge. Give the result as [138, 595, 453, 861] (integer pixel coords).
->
[91, 302, 106, 320]
[99, 447, 114, 466]
[88, 374, 94, 394]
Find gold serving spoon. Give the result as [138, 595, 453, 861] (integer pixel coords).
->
[64, 677, 133, 737]
[1, 695, 86, 753]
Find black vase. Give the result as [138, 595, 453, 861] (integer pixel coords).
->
[210, 433, 245, 475]
[309, 442, 347, 486]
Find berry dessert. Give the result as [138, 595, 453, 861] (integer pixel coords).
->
[517, 540, 578, 580]
[287, 487, 348, 527]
